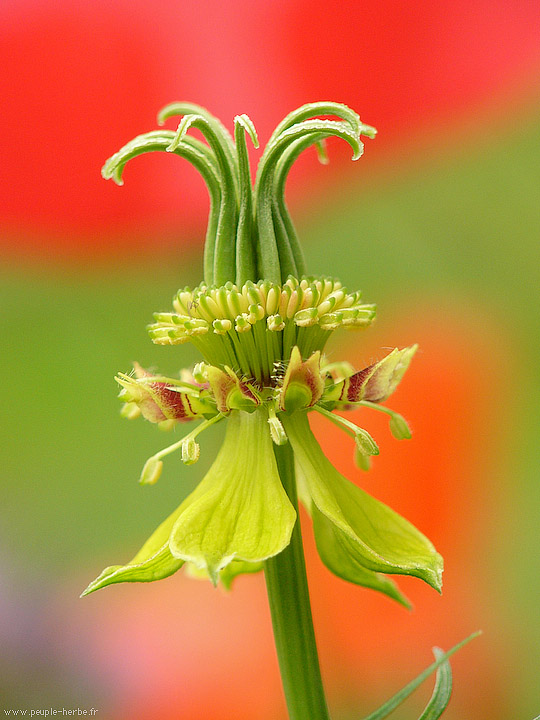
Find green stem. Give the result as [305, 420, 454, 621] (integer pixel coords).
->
[264, 442, 330, 720]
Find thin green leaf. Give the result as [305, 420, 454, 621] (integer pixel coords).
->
[235, 113, 259, 149]
[315, 139, 329, 164]
[102, 132, 220, 197]
[361, 632, 481, 720]
[418, 648, 452, 720]
[271, 199, 299, 280]
[257, 119, 364, 189]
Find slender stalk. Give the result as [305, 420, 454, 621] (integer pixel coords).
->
[264, 442, 330, 720]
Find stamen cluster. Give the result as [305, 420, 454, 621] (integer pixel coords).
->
[148, 275, 375, 383]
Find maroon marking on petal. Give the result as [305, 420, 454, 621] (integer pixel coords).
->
[238, 380, 259, 404]
[346, 366, 374, 402]
[152, 383, 196, 421]
[304, 370, 322, 406]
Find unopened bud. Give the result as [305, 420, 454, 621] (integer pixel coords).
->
[318, 312, 343, 331]
[389, 413, 412, 440]
[248, 303, 265, 323]
[235, 314, 252, 333]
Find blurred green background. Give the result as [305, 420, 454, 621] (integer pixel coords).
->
[1, 1, 540, 718]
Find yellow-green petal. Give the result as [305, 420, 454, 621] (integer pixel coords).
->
[311, 504, 411, 608]
[81, 504, 185, 596]
[169, 408, 296, 584]
[284, 412, 443, 591]
[219, 560, 265, 590]
[184, 559, 264, 589]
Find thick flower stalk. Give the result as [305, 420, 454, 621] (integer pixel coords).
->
[82, 102, 464, 720]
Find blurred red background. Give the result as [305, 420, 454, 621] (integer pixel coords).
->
[2, 1, 539, 718]
[2, 0, 539, 259]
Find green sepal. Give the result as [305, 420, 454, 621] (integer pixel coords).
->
[80, 503, 185, 597]
[169, 408, 296, 584]
[282, 382, 313, 414]
[311, 503, 411, 608]
[284, 412, 443, 591]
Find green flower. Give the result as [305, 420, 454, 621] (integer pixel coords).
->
[82, 103, 442, 607]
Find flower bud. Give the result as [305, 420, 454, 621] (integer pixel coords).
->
[116, 365, 201, 424]
[362, 345, 418, 403]
[235, 314, 252, 333]
[334, 345, 418, 405]
[212, 318, 232, 335]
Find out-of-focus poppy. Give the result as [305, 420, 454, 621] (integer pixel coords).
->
[1, 0, 539, 260]
[308, 304, 515, 718]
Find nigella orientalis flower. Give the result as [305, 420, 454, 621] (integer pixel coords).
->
[82, 102, 442, 607]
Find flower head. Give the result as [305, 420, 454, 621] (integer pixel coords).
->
[82, 103, 442, 607]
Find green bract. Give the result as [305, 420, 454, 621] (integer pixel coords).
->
[83, 103, 443, 607]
